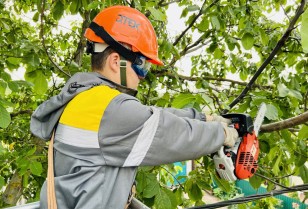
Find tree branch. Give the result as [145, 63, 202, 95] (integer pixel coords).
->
[2, 171, 23, 205]
[154, 71, 271, 89]
[72, 11, 90, 66]
[260, 111, 308, 133]
[10, 110, 33, 118]
[40, 0, 71, 77]
[225, 0, 306, 113]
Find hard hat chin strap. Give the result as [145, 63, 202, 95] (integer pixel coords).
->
[89, 22, 143, 65]
[120, 59, 127, 87]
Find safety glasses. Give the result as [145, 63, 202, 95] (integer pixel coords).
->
[131, 56, 151, 79]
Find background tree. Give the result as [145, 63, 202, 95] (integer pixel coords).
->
[0, 0, 307, 208]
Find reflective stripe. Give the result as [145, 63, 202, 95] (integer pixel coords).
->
[55, 123, 99, 148]
[123, 107, 160, 167]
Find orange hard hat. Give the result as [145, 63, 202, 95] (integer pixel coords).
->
[84, 5, 163, 66]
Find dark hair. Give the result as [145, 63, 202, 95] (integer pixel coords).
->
[91, 47, 115, 72]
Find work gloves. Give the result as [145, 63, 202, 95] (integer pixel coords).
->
[220, 122, 239, 147]
[205, 114, 239, 147]
[206, 115, 231, 124]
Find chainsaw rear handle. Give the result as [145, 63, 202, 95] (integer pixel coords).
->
[221, 113, 254, 136]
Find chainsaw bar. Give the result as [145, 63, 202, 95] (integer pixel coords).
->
[253, 103, 267, 137]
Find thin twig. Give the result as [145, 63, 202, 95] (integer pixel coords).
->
[173, 0, 220, 46]
[160, 166, 185, 190]
[255, 173, 295, 191]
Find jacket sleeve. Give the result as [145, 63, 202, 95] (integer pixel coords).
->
[157, 107, 206, 121]
[99, 94, 224, 167]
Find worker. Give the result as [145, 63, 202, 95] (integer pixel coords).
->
[30, 5, 238, 209]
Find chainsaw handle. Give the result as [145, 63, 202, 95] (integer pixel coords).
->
[221, 113, 254, 136]
[217, 147, 224, 157]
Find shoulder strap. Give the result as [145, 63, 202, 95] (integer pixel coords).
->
[47, 131, 57, 209]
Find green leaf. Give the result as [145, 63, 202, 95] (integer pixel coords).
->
[30, 161, 42, 176]
[239, 69, 248, 81]
[238, 204, 247, 209]
[298, 125, 308, 140]
[32, 71, 48, 95]
[70, 0, 80, 14]
[241, 33, 254, 50]
[53, 1, 64, 20]
[16, 158, 30, 170]
[187, 181, 202, 201]
[0, 19, 10, 32]
[265, 104, 278, 120]
[197, 18, 209, 31]
[0, 71, 11, 81]
[0, 176, 4, 189]
[8, 81, 19, 92]
[0, 104, 11, 128]
[154, 187, 177, 209]
[7, 57, 22, 65]
[187, 5, 200, 12]
[148, 7, 166, 21]
[86, 1, 102, 10]
[172, 93, 196, 109]
[249, 174, 262, 189]
[259, 140, 270, 153]
[277, 83, 289, 97]
[32, 12, 39, 22]
[281, 130, 294, 149]
[143, 174, 160, 198]
[25, 54, 40, 67]
[211, 173, 231, 193]
[300, 8, 308, 53]
[259, 29, 269, 46]
[213, 48, 223, 59]
[299, 165, 308, 183]
[23, 173, 29, 188]
[288, 89, 303, 100]
[211, 16, 220, 30]
[266, 146, 279, 161]
[26, 147, 37, 156]
[0, 142, 7, 155]
[0, 81, 7, 96]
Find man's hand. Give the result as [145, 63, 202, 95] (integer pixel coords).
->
[221, 122, 239, 147]
[206, 114, 231, 124]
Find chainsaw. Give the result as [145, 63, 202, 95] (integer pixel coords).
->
[213, 103, 267, 181]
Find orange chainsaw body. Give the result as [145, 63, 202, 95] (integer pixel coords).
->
[235, 131, 259, 179]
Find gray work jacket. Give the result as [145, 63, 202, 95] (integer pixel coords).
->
[30, 72, 225, 209]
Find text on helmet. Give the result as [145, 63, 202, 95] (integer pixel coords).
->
[116, 14, 140, 30]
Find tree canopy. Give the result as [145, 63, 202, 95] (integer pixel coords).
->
[0, 0, 307, 208]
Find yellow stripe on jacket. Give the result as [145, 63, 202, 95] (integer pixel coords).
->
[59, 86, 120, 131]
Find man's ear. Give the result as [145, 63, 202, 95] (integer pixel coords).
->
[108, 52, 121, 73]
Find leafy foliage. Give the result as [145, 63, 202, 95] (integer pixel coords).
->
[0, 0, 307, 207]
